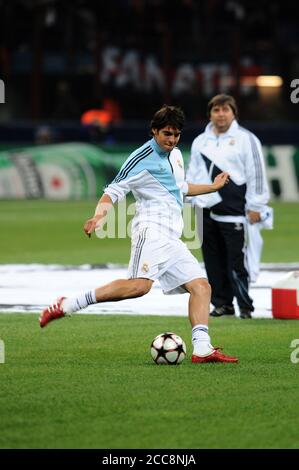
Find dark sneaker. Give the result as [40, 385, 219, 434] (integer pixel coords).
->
[39, 297, 66, 328]
[210, 305, 235, 317]
[240, 309, 252, 319]
[192, 348, 238, 363]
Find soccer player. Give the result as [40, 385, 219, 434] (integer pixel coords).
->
[39, 105, 238, 363]
[186, 94, 270, 319]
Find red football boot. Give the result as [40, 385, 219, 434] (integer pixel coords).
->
[192, 348, 238, 363]
[39, 297, 66, 328]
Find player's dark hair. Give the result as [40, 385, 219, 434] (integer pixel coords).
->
[150, 105, 185, 134]
[207, 94, 238, 119]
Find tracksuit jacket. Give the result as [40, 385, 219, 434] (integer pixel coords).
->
[186, 119, 269, 222]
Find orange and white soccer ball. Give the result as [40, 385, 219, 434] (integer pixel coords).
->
[150, 332, 186, 365]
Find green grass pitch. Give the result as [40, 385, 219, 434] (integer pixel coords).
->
[0, 200, 299, 449]
[1, 314, 299, 449]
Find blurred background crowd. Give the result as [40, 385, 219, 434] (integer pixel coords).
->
[0, 0, 299, 144]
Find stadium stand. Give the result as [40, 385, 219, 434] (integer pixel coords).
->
[0, 0, 299, 148]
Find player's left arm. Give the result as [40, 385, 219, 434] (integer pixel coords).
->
[244, 134, 270, 224]
[186, 172, 230, 196]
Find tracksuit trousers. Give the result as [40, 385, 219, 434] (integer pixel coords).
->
[198, 208, 254, 311]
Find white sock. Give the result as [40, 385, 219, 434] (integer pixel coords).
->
[192, 324, 214, 357]
[61, 290, 97, 314]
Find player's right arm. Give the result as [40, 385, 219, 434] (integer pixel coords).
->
[83, 193, 114, 237]
[83, 152, 135, 237]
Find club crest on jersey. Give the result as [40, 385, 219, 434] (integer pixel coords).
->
[177, 159, 183, 168]
[229, 139, 235, 145]
[141, 262, 149, 273]
[158, 164, 166, 173]
[234, 222, 243, 231]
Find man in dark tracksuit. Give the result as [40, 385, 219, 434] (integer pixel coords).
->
[186, 94, 269, 318]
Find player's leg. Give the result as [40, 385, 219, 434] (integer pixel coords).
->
[183, 278, 211, 327]
[64, 278, 153, 310]
[158, 242, 238, 363]
[40, 227, 155, 328]
[183, 278, 238, 363]
[39, 278, 153, 328]
[94, 278, 153, 302]
[183, 277, 213, 356]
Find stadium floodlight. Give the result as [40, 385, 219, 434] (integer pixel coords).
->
[256, 75, 283, 87]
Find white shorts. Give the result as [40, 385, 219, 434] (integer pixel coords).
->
[127, 228, 205, 295]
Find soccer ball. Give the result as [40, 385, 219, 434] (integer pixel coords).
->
[150, 332, 186, 365]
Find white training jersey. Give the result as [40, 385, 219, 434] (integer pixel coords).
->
[104, 137, 188, 239]
[186, 119, 269, 222]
